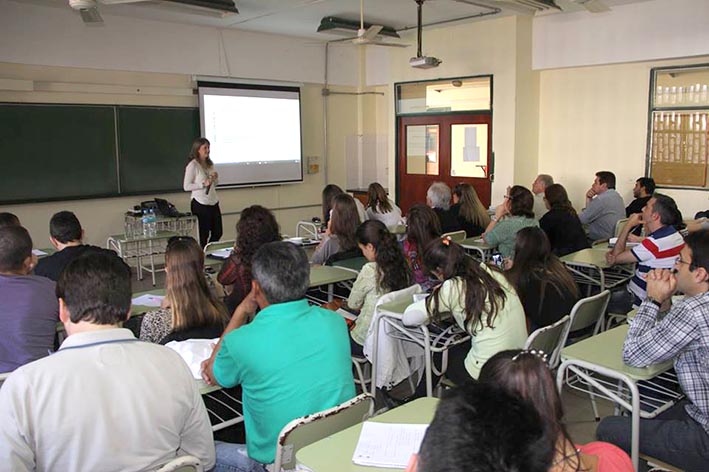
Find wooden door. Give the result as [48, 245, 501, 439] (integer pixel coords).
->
[396, 114, 492, 214]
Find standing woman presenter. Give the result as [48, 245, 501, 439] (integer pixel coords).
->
[183, 137, 223, 248]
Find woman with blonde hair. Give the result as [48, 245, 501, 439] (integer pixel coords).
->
[365, 182, 403, 228]
[451, 183, 490, 237]
[140, 236, 228, 344]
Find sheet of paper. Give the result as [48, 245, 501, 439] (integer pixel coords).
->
[352, 422, 428, 469]
[131, 294, 165, 307]
[209, 248, 232, 259]
[32, 249, 48, 256]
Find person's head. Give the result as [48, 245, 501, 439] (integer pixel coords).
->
[0, 212, 20, 228]
[511, 226, 552, 268]
[49, 211, 83, 245]
[235, 205, 281, 265]
[426, 182, 452, 211]
[188, 137, 213, 167]
[532, 174, 554, 195]
[452, 183, 490, 228]
[366, 182, 393, 214]
[674, 230, 709, 296]
[593, 171, 616, 193]
[0, 226, 33, 275]
[356, 220, 412, 292]
[543, 183, 577, 216]
[642, 193, 682, 231]
[329, 193, 361, 251]
[252, 241, 310, 305]
[506, 185, 535, 218]
[56, 249, 132, 327]
[634, 177, 655, 198]
[406, 204, 442, 249]
[416, 381, 554, 472]
[321, 184, 344, 223]
[165, 236, 227, 332]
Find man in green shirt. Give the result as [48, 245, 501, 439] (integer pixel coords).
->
[202, 241, 355, 471]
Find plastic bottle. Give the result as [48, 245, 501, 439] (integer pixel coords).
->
[148, 209, 157, 237]
[142, 210, 150, 237]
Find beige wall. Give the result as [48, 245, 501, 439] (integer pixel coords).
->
[538, 55, 709, 218]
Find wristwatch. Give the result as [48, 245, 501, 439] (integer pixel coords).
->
[646, 297, 662, 308]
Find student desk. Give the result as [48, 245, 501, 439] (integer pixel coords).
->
[560, 247, 634, 293]
[556, 325, 683, 470]
[296, 397, 439, 471]
[460, 237, 495, 262]
[204, 239, 319, 272]
[309, 265, 358, 302]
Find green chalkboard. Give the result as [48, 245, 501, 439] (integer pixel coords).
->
[118, 106, 200, 194]
[0, 104, 118, 203]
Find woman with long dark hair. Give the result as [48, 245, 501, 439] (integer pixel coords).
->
[451, 183, 490, 237]
[183, 137, 222, 248]
[347, 220, 412, 354]
[483, 185, 538, 258]
[402, 204, 441, 291]
[321, 184, 367, 226]
[365, 182, 403, 227]
[540, 183, 590, 256]
[311, 193, 361, 264]
[505, 227, 578, 332]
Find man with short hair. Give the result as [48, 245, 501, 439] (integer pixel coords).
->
[579, 171, 626, 241]
[426, 182, 460, 233]
[626, 177, 655, 236]
[0, 212, 20, 228]
[202, 241, 355, 471]
[532, 174, 554, 219]
[597, 230, 709, 470]
[606, 193, 684, 311]
[0, 226, 58, 372]
[34, 211, 99, 281]
[0, 250, 215, 471]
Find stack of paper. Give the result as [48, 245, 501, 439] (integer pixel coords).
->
[32, 249, 48, 256]
[131, 294, 165, 307]
[209, 248, 232, 259]
[352, 422, 428, 468]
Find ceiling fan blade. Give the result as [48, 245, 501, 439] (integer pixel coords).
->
[366, 41, 409, 48]
[79, 6, 104, 23]
[363, 25, 383, 40]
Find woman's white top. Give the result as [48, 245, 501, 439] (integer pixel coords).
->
[183, 160, 218, 206]
[366, 199, 403, 228]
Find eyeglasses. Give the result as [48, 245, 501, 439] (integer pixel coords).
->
[676, 256, 696, 271]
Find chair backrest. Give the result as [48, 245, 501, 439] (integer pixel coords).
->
[203, 239, 235, 255]
[523, 315, 571, 369]
[326, 247, 366, 270]
[614, 218, 629, 238]
[156, 455, 203, 472]
[442, 230, 467, 243]
[273, 393, 374, 471]
[567, 290, 611, 338]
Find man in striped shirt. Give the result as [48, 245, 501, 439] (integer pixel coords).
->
[606, 193, 684, 311]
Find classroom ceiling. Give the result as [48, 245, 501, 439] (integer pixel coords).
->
[27, 0, 651, 40]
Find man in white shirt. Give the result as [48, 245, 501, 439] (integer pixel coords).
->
[0, 250, 215, 472]
[531, 174, 554, 219]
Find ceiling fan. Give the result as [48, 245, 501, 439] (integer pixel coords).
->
[330, 0, 408, 48]
[68, 0, 238, 24]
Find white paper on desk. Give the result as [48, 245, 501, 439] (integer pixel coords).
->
[165, 338, 219, 379]
[352, 422, 428, 468]
[32, 249, 48, 256]
[210, 248, 232, 259]
[608, 238, 639, 248]
[131, 294, 165, 307]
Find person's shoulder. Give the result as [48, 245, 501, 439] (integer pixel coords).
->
[361, 261, 377, 273]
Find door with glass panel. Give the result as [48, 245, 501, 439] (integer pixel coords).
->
[396, 77, 492, 214]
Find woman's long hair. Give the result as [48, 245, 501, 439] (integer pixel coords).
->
[544, 184, 578, 217]
[505, 227, 578, 318]
[356, 220, 411, 292]
[480, 350, 583, 471]
[187, 137, 214, 168]
[321, 184, 344, 224]
[165, 237, 228, 332]
[366, 182, 393, 214]
[453, 183, 490, 228]
[234, 205, 281, 270]
[330, 193, 360, 251]
[423, 238, 506, 334]
[406, 204, 441, 250]
[508, 185, 535, 218]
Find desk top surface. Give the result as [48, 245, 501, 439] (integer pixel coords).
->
[560, 247, 613, 268]
[110, 230, 180, 243]
[460, 237, 494, 250]
[296, 397, 439, 472]
[561, 325, 673, 380]
[309, 265, 358, 286]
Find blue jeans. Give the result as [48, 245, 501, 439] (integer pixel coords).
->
[211, 442, 269, 472]
[596, 401, 709, 472]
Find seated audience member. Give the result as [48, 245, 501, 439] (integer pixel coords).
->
[426, 181, 460, 234]
[0, 212, 20, 228]
[480, 350, 633, 472]
[626, 177, 655, 236]
[409, 382, 554, 472]
[505, 227, 578, 332]
[217, 205, 281, 313]
[450, 183, 490, 238]
[579, 171, 626, 242]
[540, 183, 591, 256]
[403, 238, 526, 386]
[365, 182, 403, 227]
[606, 193, 684, 312]
[141, 237, 228, 344]
[311, 193, 361, 264]
[483, 185, 538, 259]
[0, 226, 58, 373]
[347, 221, 412, 355]
[532, 173, 554, 219]
[322, 184, 367, 226]
[0, 250, 215, 471]
[201, 241, 355, 470]
[597, 230, 709, 471]
[34, 211, 100, 281]
[402, 204, 441, 291]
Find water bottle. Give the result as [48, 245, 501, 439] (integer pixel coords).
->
[148, 209, 157, 237]
[142, 210, 150, 237]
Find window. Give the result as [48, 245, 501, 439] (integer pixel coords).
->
[648, 65, 709, 188]
[396, 76, 491, 115]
